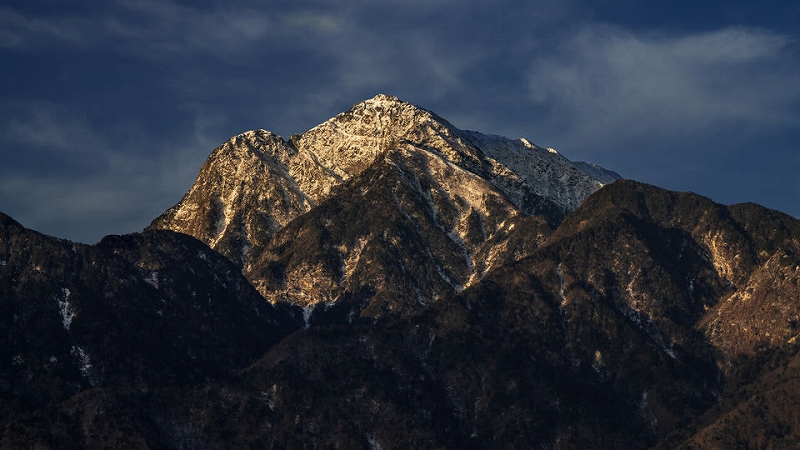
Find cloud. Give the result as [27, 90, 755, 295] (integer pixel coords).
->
[281, 10, 341, 33]
[0, 2, 329, 59]
[5, 101, 102, 152]
[0, 6, 94, 49]
[507, 23, 800, 217]
[0, 100, 221, 242]
[525, 25, 800, 150]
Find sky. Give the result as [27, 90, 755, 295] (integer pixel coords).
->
[1, 0, 798, 243]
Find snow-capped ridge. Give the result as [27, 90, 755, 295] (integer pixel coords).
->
[572, 161, 623, 185]
[460, 130, 619, 213]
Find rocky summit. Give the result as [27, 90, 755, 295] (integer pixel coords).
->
[2, 95, 800, 449]
[150, 94, 619, 323]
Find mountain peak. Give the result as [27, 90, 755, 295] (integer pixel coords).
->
[311, 94, 453, 139]
[364, 93, 405, 106]
[290, 95, 461, 197]
[357, 93, 422, 113]
[151, 95, 620, 312]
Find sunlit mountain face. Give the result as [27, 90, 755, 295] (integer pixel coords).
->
[150, 95, 619, 323]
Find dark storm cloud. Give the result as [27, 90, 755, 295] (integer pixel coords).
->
[0, 1, 798, 242]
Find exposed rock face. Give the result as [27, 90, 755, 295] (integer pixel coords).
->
[555, 182, 800, 364]
[149, 130, 314, 269]
[699, 204, 800, 359]
[150, 94, 619, 320]
[245, 148, 554, 322]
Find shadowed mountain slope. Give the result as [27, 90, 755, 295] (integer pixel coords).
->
[0, 213, 301, 427]
[3, 178, 799, 448]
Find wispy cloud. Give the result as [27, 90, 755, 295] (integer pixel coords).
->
[525, 25, 800, 149]
[0, 2, 335, 58]
[0, 7, 94, 49]
[0, 100, 221, 242]
[5, 101, 102, 151]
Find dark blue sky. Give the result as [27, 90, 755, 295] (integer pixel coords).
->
[1, 0, 798, 243]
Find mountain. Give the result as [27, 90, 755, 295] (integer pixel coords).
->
[2, 95, 799, 448]
[0, 212, 301, 425]
[4, 180, 799, 448]
[222, 181, 798, 448]
[150, 94, 619, 323]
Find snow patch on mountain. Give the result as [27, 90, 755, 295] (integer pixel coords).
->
[462, 131, 619, 212]
[573, 161, 622, 185]
[145, 271, 159, 289]
[71, 345, 97, 386]
[57, 287, 75, 331]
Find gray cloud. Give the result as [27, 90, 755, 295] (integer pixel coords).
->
[0, 100, 221, 242]
[5, 101, 103, 152]
[515, 24, 800, 216]
[525, 25, 800, 150]
[0, 6, 94, 49]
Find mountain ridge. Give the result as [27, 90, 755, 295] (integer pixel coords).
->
[150, 94, 620, 320]
[3, 179, 800, 448]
